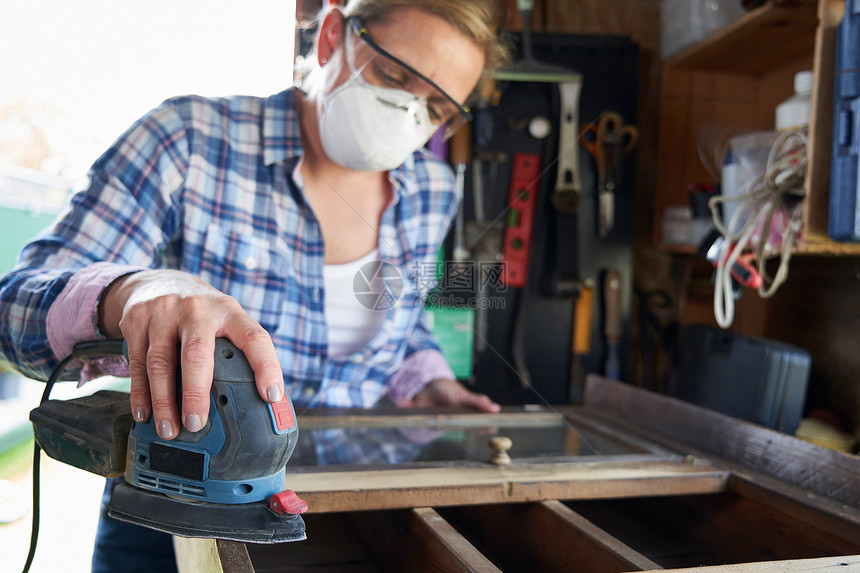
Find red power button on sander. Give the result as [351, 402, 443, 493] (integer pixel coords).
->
[27, 337, 307, 559]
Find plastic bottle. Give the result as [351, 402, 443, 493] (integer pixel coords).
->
[775, 70, 813, 130]
[720, 149, 739, 229]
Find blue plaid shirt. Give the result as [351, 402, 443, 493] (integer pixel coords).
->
[0, 88, 458, 408]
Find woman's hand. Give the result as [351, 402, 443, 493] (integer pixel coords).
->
[99, 270, 284, 440]
[407, 378, 500, 413]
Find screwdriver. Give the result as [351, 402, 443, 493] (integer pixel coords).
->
[449, 123, 472, 263]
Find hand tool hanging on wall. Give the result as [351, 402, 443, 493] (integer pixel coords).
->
[492, 2, 585, 298]
[580, 111, 639, 238]
[433, 124, 477, 382]
[502, 153, 541, 289]
[450, 123, 472, 264]
[467, 87, 505, 358]
[603, 269, 622, 380]
[466, 153, 507, 357]
[493, 0, 582, 84]
[568, 279, 595, 403]
[489, 0, 583, 392]
[549, 82, 584, 215]
[466, 150, 505, 358]
[491, 0, 584, 208]
[544, 81, 585, 300]
[502, 152, 542, 388]
[492, 0, 584, 206]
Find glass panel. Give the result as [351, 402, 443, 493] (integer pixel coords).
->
[290, 417, 643, 467]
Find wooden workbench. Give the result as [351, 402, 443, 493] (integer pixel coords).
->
[174, 376, 859, 572]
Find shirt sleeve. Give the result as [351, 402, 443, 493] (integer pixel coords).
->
[46, 262, 143, 360]
[386, 305, 455, 405]
[0, 99, 189, 381]
[386, 348, 455, 405]
[45, 262, 146, 382]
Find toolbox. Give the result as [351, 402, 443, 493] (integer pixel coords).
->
[828, 0, 860, 241]
[669, 324, 811, 434]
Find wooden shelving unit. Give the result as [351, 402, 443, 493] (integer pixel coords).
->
[665, 1, 819, 73]
[650, 0, 860, 436]
[655, 0, 859, 256]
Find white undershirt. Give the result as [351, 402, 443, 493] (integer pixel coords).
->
[324, 249, 387, 358]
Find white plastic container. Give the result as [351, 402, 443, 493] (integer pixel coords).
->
[722, 131, 781, 229]
[662, 206, 692, 245]
[775, 70, 813, 130]
[662, 206, 713, 246]
[721, 150, 739, 229]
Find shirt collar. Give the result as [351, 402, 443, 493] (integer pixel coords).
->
[263, 88, 303, 167]
[388, 151, 427, 203]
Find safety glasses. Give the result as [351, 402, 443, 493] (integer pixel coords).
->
[346, 17, 472, 140]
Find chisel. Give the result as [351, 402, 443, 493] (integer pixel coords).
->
[449, 123, 472, 263]
[568, 279, 594, 403]
[603, 269, 622, 380]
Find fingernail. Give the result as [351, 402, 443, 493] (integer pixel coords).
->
[134, 407, 146, 422]
[159, 420, 175, 439]
[267, 384, 283, 403]
[185, 414, 203, 433]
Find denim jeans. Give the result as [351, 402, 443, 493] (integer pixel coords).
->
[90, 477, 177, 573]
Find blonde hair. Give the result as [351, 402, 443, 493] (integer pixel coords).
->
[295, 0, 509, 101]
[342, 0, 509, 78]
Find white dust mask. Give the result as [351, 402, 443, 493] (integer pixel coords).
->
[317, 35, 438, 172]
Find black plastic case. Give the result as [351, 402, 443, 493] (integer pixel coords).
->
[669, 325, 811, 434]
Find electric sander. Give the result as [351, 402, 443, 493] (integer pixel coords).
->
[28, 338, 307, 546]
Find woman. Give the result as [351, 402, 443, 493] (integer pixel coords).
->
[1, 0, 508, 570]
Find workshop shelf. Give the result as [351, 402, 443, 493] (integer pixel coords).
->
[664, 0, 819, 74]
[655, 0, 860, 255]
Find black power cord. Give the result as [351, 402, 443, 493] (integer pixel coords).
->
[21, 339, 126, 573]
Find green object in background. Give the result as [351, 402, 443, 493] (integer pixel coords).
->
[0, 208, 58, 272]
[426, 306, 474, 380]
[0, 165, 70, 274]
[435, 244, 445, 284]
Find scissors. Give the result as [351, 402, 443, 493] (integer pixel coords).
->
[580, 111, 639, 237]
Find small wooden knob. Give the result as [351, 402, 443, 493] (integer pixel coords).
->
[489, 436, 513, 465]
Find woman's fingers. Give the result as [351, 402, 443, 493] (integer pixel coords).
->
[116, 272, 283, 440]
[459, 391, 501, 413]
[145, 321, 181, 440]
[221, 312, 285, 404]
[177, 333, 217, 433]
[409, 378, 501, 413]
[126, 331, 152, 425]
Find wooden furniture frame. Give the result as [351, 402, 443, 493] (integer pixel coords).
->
[174, 377, 859, 572]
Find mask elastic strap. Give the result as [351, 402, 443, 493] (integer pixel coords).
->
[343, 19, 367, 79]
